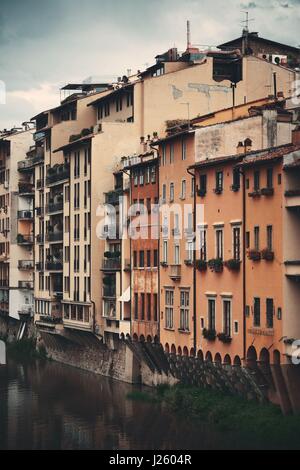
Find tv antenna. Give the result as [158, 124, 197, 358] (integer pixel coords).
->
[241, 11, 254, 33]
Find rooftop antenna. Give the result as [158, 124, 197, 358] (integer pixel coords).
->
[241, 11, 254, 34]
[187, 20, 191, 50]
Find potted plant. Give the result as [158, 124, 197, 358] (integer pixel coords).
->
[217, 332, 232, 344]
[160, 261, 168, 267]
[81, 128, 92, 137]
[184, 259, 193, 266]
[247, 249, 261, 261]
[197, 188, 206, 197]
[208, 258, 224, 273]
[261, 248, 274, 261]
[248, 190, 261, 198]
[261, 187, 274, 196]
[195, 259, 207, 271]
[104, 251, 113, 259]
[225, 259, 241, 271]
[230, 184, 240, 192]
[202, 328, 216, 341]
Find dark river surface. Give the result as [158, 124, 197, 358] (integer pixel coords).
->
[0, 356, 265, 450]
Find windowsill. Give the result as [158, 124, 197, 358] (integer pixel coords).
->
[164, 327, 175, 332]
[178, 329, 191, 334]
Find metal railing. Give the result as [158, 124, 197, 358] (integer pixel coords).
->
[17, 210, 33, 220]
[46, 202, 63, 214]
[46, 262, 63, 271]
[18, 260, 34, 270]
[46, 232, 63, 242]
[17, 234, 34, 245]
[102, 259, 121, 270]
[18, 281, 34, 289]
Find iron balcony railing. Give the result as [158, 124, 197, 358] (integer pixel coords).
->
[105, 189, 123, 205]
[102, 259, 121, 271]
[17, 210, 33, 220]
[18, 182, 34, 195]
[46, 262, 63, 271]
[46, 166, 70, 185]
[36, 207, 44, 217]
[18, 260, 34, 270]
[18, 150, 44, 171]
[18, 280, 34, 290]
[17, 234, 34, 245]
[169, 264, 181, 280]
[36, 234, 45, 244]
[36, 262, 44, 271]
[46, 232, 63, 242]
[18, 306, 34, 316]
[46, 202, 63, 214]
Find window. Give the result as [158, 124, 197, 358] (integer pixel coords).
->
[234, 321, 239, 334]
[208, 299, 216, 331]
[154, 250, 158, 267]
[170, 183, 174, 202]
[147, 250, 151, 267]
[134, 293, 138, 320]
[181, 180, 186, 199]
[170, 144, 174, 163]
[215, 171, 223, 192]
[162, 145, 166, 166]
[151, 166, 156, 183]
[200, 230, 207, 261]
[199, 174, 207, 193]
[162, 184, 167, 202]
[116, 96, 122, 112]
[147, 293, 151, 321]
[163, 240, 168, 264]
[267, 168, 273, 189]
[165, 290, 174, 329]
[141, 293, 145, 320]
[254, 226, 260, 251]
[182, 139, 187, 160]
[233, 227, 241, 260]
[139, 251, 144, 268]
[133, 171, 138, 187]
[139, 170, 144, 186]
[191, 177, 195, 196]
[133, 251, 137, 268]
[246, 231, 250, 249]
[223, 300, 231, 337]
[254, 170, 260, 190]
[187, 241, 193, 262]
[216, 229, 223, 260]
[74, 151, 80, 179]
[65, 185, 70, 202]
[254, 297, 260, 327]
[145, 167, 150, 184]
[153, 294, 158, 321]
[266, 298, 274, 328]
[174, 245, 180, 265]
[267, 225, 273, 251]
[180, 291, 189, 331]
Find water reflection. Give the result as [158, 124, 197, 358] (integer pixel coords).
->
[0, 341, 6, 365]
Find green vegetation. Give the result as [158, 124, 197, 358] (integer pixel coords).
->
[127, 384, 300, 449]
[7, 338, 47, 360]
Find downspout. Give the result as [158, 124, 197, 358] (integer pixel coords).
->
[121, 167, 132, 338]
[239, 164, 247, 363]
[187, 167, 197, 354]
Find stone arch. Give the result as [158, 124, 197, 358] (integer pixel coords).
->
[197, 350, 204, 362]
[224, 354, 232, 365]
[214, 353, 222, 364]
[133, 333, 138, 342]
[205, 351, 212, 362]
[273, 349, 281, 365]
[233, 355, 242, 366]
[140, 335, 145, 343]
[183, 346, 189, 357]
[0, 340, 6, 365]
[246, 346, 257, 368]
[171, 344, 176, 355]
[178, 346, 182, 357]
[126, 334, 131, 341]
[165, 343, 170, 354]
[259, 348, 270, 365]
[146, 335, 152, 343]
[190, 348, 195, 357]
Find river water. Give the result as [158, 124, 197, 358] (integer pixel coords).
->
[0, 356, 284, 450]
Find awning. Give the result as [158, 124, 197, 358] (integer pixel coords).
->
[118, 287, 131, 303]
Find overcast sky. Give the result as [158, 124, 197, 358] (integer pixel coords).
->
[0, 0, 299, 129]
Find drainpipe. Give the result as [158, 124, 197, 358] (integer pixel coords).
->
[121, 167, 132, 338]
[239, 165, 247, 363]
[187, 167, 197, 354]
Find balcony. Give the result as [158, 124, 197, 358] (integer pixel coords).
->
[17, 234, 34, 246]
[36, 262, 44, 271]
[103, 299, 117, 319]
[18, 281, 33, 290]
[46, 202, 63, 214]
[18, 260, 34, 270]
[0, 280, 9, 288]
[17, 210, 33, 221]
[46, 232, 63, 243]
[285, 260, 300, 279]
[103, 286, 116, 299]
[36, 234, 45, 244]
[169, 264, 181, 281]
[46, 164, 70, 186]
[285, 189, 300, 208]
[0, 253, 9, 263]
[101, 258, 121, 271]
[36, 207, 44, 217]
[18, 182, 34, 197]
[18, 305, 33, 317]
[46, 262, 63, 271]
[18, 149, 44, 172]
[105, 189, 123, 205]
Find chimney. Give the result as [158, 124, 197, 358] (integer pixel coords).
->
[236, 142, 244, 154]
[292, 127, 300, 146]
[244, 138, 253, 153]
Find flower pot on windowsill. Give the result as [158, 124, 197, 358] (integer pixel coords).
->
[202, 328, 216, 341]
[213, 188, 223, 195]
[197, 189, 206, 197]
[261, 187, 274, 196]
[208, 258, 224, 273]
[160, 261, 168, 268]
[261, 248, 274, 261]
[247, 250, 261, 261]
[248, 190, 261, 198]
[230, 184, 240, 192]
[217, 333, 232, 344]
[225, 259, 241, 271]
[195, 259, 207, 271]
[184, 259, 193, 266]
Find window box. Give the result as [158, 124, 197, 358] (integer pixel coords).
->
[195, 259, 207, 271]
[202, 328, 216, 341]
[197, 189, 206, 197]
[160, 261, 168, 268]
[213, 187, 223, 195]
[184, 259, 193, 266]
[285, 189, 300, 197]
[217, 333, 232, 344]
[261, 187, 274, 196]
[261, 248, 274, 261]
[248, 190, 261, 198]
[230, 184, 240, 192]
[247, 249, 261, 261]
[225, 259, 241, 271]
[208, 258, 224, 273]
